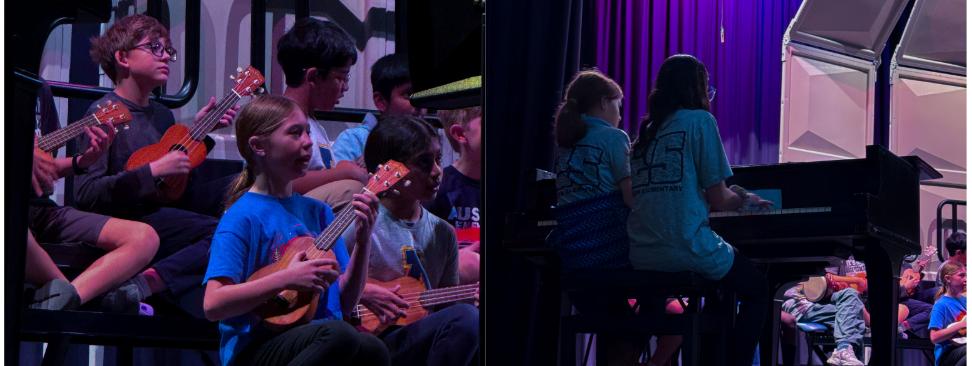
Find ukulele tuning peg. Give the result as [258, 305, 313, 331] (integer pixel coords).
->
[237, 66, 243, 73]
[395, 172, 402, 178]
[124, 124, 130, 130]
[377, 164, 384, 170]
[255, 87, 265, 94]
[373, 175, 380, 181]
[96, 104, 102, 108]
[229, 75, 236, 80]
[384, 165, 391, 171]
[391, 189, 400, 195]
[384, 182, 390, 187]
[403, 180, 411, 187]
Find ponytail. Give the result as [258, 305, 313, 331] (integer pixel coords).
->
[223, 165, 256, 212]
[632, 54, 711, 153]
[554, 98, 588, 147]
[554, 69, 622, 148]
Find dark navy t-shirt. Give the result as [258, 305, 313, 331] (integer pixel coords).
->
[426, 165, 481, 230]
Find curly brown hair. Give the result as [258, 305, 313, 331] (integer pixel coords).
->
[89, 14, 170, 83]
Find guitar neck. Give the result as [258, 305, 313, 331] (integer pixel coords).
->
[187, 92, 241, 144]
[36, 115, 100, 153]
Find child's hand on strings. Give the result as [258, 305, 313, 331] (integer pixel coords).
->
[359, 283, 410, 324]
[351, 191, 380, 247]
[76, 121, 117, 170]
[31, 137, 58, 196]
[195, 97, 240, 131]
[149, 150, 190, 178]
[279, 251, 340, 293]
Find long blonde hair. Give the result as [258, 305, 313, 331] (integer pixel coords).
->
[936, 260, 966, 301]
[223, 95, 305, 211]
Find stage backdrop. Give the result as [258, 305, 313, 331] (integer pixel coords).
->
[581, 0, 804, 165]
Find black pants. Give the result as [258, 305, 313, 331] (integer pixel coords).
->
[237, 321, 390, 366]
[940, 344, 967, 366]
[381, 303, 480, 366]
[713, 248, 769, 366]
[131, 206, 216, 318]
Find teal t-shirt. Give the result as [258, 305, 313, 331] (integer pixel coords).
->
[928, 295, 967, 366]
[627, 109, 735, 280]
[204, 192, 349, 366]
[555, 116, 631, 206]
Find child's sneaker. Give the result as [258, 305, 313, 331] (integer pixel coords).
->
[827, 347, 864, 366]
[29, 279, 81, 311]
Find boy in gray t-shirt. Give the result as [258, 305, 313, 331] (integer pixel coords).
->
[342, 114, 478, 366]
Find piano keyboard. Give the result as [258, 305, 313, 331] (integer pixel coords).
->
[709, 206, 831, 218]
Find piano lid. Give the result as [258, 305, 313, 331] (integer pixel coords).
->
[785, 0, 910, 62]
[892, 0, 966, 76]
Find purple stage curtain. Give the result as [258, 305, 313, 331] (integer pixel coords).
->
[584, 0, 804, 164]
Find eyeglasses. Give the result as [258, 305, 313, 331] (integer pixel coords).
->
[707, 86, 717, 101]
[331, 70, 352, 86]
[132, 42, 177, 62]
[302, 68, 352, 86]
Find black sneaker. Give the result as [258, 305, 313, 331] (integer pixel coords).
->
[29, 279, 81, 311]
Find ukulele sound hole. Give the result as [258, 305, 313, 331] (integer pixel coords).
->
[169, 144, 189, 154]
[271, 294, 292, 308]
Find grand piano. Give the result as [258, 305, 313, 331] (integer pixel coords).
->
[506, 144, 938, 365]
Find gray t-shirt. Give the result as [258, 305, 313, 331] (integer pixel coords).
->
[341, 203, 459, 289]
[627, 109, 735, 280]
[555, 116, 631, 206]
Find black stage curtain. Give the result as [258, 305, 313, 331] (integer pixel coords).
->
[484, 0, 583, 365]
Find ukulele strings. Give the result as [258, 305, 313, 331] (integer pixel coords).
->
[38, 115, 99, 152]
[354, 284, 480, 317]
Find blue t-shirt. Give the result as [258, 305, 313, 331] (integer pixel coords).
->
[204, 192, 350, 366]
[332, 113, 378, 164]
[627, 109, 735, 280]
[929, 295, 967, 366]
[555, 116, 631, 206]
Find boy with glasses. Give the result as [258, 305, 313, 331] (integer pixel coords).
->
[278, 18, 371, 209]
[75, 14, 238, 318]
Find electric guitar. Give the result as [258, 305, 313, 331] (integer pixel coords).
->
[248, 161, 409, 332]
[125, 66, 265, 203]
[36, 100, 132, 153]
[901, 246, 938, 297]
[349, 276, 479, 335]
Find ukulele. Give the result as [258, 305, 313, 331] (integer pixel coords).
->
[248, 161, 409, 333]
[125, 66, 265, 203]
[36, 100, 132, 153]
[349, 276, 479, 335]
[901, 246, 938, 297]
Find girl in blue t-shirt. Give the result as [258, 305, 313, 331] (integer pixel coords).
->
[929, 261, 967, 366]
[628, 54, 773, 366]
[550, 70, 681, 366]
[202, 96, 388, 366]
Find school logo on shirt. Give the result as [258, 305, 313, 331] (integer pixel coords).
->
[401, 246, 431, 289]
[448, 206, 480, 229]
[632, 131, 685, 193]
[557, 144, 605, 195]
[318, 143, 334, 170]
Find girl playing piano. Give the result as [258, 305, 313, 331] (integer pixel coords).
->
[627, 54, 772, 366]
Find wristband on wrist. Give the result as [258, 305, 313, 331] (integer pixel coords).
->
[72, 153, 89, 175]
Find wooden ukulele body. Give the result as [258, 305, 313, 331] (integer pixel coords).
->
[125, 124, 208, 203]
[357, 276, 430, 335]
[247, 236, 339, 333]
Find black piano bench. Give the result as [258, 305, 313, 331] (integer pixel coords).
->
[559, 269, 733, 366]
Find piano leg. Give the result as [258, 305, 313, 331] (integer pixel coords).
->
[861, 239, 908, 366]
